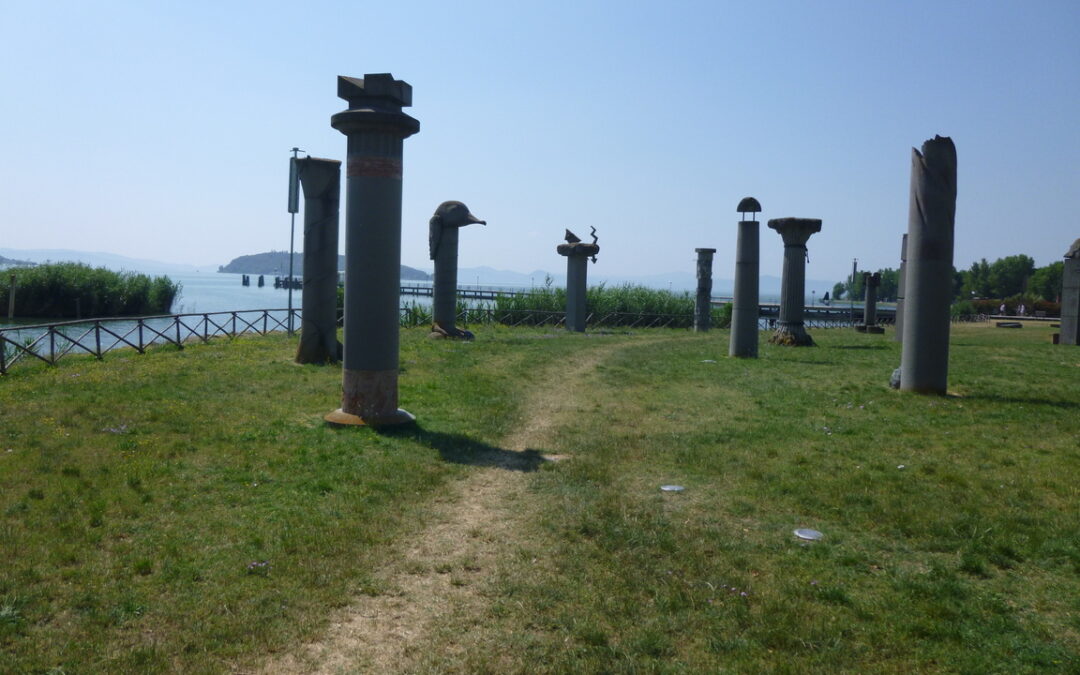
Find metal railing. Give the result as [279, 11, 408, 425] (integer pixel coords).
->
[1, 309, 297, 375]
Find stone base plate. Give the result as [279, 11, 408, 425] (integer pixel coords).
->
[324, 408, 416, 428]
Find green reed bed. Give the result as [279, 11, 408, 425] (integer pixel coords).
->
[1, 263, 180, 319]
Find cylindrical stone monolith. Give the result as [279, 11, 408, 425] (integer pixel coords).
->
[767, 218, 822, 346]
[325, 74, 419, 426]
[858, 272, 884, 334]
[900, 135, 957, 394]
[1061, 238, 1080, 345]
[694, 248, 716, 332]
[894, 234, 908, 342]
[295, 157, 342, 365]
[730, 221, 760, 357]
[557, 232, 599, 333]
[429, 201, 485, 339]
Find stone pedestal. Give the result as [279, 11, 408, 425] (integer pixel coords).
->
[899, 136, 957, 394]
[295, 157, 342, 364]
[325, 74, 419, 426]
[730, 220, 760, 357]
[558, 240, 599, 332]
[429, 201, 485, 339]
[1061, 239, 1080, 345]
[694, 248, 716, 332]
[856, 272, 884, 334]
[767, 218, 821, 346]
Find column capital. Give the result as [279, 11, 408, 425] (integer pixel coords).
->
[767, 218, 821, 247]
[331, 74, 420, 138]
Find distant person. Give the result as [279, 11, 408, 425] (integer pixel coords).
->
[1018, 303, 1026, 316]
[999, 302, 1006, 315]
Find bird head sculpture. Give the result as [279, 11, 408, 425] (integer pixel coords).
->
[429, 201, 486, 260]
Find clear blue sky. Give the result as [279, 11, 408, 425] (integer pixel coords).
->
[2, 0, 1077, 285]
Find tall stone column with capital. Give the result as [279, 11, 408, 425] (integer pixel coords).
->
[894, 234, 908, 342]
[557, 229, 599, 332]
[857, 272, 884, 333]
[295, 157, 342, 365]
[767, 217, 821, 346]
[694, 248, 716, 332]
[325, 74, 419, 426]
[900, 135, 957, 394]
[1060, 238, 1080, 345]
[730, 198, 762, 357]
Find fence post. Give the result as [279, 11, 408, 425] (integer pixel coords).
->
[138, 321, 145, 354]
[49, 326, 56, 364]
[203, 314, 209, 342]
[94, 321, 102, 359]
[175, 317, 183, 349]
[1, 337, 7, 375]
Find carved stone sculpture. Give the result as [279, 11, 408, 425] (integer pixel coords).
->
[295, 157, 344, 364]
[557, 228, 599, 332]
[1060, 238, 1080, 345]
[857, 272, 884, 334]
[767, 217, 821, 346]
[428, 201, 485, 340]
[324, 74, 419, 427]
[694, 248, 716, 332]
[730, 197, 761, 357]
[899, 135, 957, 393]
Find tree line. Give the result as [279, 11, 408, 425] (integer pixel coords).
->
[832, 254, 1064, 307]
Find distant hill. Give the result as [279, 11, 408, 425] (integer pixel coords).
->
[0, 254, 35, 268]
[218, 251, 430, 280]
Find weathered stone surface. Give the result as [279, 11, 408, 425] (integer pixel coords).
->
[900, 136, 957, 394]
[558, 229, 599, 332]
[429, 201, 485, 340]
[1061, 240, 1080, 345]
[767, 218, 821, 347]
[694, 248, 716, 333]
[730, 210, 760, 358]
[295, 157, 342, 365]
[326, 73, 418, 426]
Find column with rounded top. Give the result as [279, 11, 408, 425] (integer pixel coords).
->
[295, 157, 342, 364]
[900, 135, 957, 394]
[429, 201, 486, 339]
[694, 248, 716, 332]
[767, 217, 821, 346]
[325, 74, 419, 426]
[730, 197, 761, 357]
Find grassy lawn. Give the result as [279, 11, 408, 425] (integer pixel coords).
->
[1, 322, 1077, 673]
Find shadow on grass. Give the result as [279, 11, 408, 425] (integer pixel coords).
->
[378, 423, 548, 472]
[831, 344, 892, 350]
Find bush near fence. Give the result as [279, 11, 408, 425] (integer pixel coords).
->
[1, 263, 180, 319]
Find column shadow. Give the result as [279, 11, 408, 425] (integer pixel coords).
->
[378, 423, 548, 472]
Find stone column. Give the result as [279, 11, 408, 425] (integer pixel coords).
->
[730, 199, 761, 357]
[557, 230, 599, 332]
[1060, 238, 1080, 345]
[894, 234, 908, 342]
[767, 218, 822, 346]
[858, 272, 884, 333]
[325, 74, 419, 426]
[900, 135, 957, 394]
[694, 248, 716, 332]
[295, 157, 342, 364]
[429, 201, 485, 339]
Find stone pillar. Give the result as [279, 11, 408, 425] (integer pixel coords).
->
[1060, 238, 1080, 345]
[894, 234, 908, 342]
[325, 74, 419, 426]
[857, 272, 884, 334]
[429, 201, 485, 339]
[767, 218, 821, 346]
[295, 157, 342, 364]
[900, 135, 957, 394]
[694, 248, 716, 332]
[557, 230, 599, 332]
[730, 199, 761, 357]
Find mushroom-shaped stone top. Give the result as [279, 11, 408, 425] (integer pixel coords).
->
[1066, 238, 1080, 259]
[737, 197, 762, 215]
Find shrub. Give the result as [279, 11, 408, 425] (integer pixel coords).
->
[0, 263, 180, 319]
